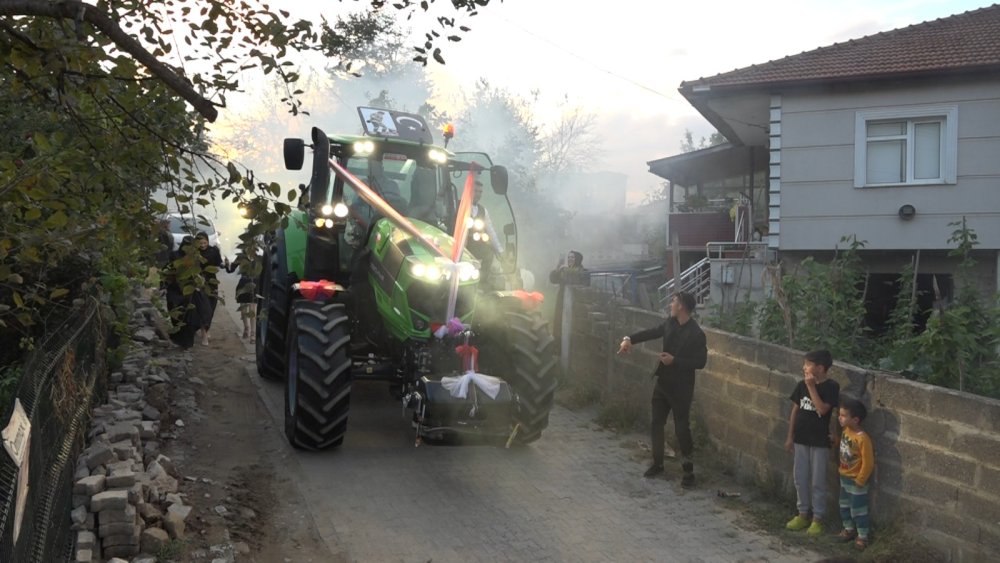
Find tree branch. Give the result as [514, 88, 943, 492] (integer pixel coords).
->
[0, 0, 220, 122]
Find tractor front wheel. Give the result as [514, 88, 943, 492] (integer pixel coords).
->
[479, 310, 558, 444]
[284, 300, 352, 450]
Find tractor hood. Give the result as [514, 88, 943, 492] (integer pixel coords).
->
[366, 217, 481, 340]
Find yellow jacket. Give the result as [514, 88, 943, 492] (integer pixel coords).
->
[838, 427, 875, 486]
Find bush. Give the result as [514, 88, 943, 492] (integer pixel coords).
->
[708, 225, 1000, 399]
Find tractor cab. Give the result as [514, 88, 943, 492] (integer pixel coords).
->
[281, 108, 517, 289]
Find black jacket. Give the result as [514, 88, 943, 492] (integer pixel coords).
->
[628, 317, 707, 380]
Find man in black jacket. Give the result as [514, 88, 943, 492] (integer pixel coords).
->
[618, 291, 707, 487]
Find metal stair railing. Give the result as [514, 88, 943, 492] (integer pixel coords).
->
[657, 257, 711, 309]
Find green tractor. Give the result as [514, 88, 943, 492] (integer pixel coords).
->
[255, 107, 558, 450]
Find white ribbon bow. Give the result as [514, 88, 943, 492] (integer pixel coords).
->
[441, 371, 503, 400]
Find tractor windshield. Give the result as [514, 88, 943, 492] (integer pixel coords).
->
[343, 145, 455, 231]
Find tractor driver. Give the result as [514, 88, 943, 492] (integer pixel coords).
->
[467, 180, 504, 283]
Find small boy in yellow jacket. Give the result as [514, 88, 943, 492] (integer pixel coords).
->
[837, 398, 876, 550]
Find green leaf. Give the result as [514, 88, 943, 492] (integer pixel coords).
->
[49, 288, 70, 300]
[34, 133, 50, 151]
[44, 210, 68, 229]
[227, 162, 242, 184]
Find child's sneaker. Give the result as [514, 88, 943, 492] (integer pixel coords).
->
[785, 515, 810, 531]
[837, 529, 857, 542]
[806, 521, 823, 536]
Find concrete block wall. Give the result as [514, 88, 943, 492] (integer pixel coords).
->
[567, 288, 1000, 562]
[868, 375, 1000, 561]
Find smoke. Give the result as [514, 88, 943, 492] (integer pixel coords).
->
[205, 46, 684, 286]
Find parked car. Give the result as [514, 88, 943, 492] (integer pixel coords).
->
[166, 213, 221, 251]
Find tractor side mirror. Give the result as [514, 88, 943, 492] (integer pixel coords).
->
[490, 165, 508, 195]
[503, 223, 515, 237]
[284, 138, 305, 170]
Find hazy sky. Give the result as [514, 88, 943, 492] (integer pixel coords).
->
[207, 0, 992, 252]
[418, 0, 992, 197]
[282, 0, 992, 194]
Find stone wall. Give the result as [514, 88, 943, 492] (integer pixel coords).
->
[567, 289, 1000, 562]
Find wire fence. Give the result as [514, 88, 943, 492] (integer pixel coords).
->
[0, 297, 107, 563]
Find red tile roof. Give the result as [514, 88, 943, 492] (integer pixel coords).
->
[681, 4, 1000, 90]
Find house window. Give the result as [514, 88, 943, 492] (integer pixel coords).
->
[854, 106, 957, 188]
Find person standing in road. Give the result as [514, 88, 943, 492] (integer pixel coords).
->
[785, 349, 840, 537]
[550, 250, 590, 374]
[837, 398, 875, 551]
[195, 231, 224, 345]
[226, 254, 257, 342]
[617, 291, 707, 487]
[164, 236, 212, 349]
[467, 180, 505, 287]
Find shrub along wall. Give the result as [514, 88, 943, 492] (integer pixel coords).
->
[565, 289, 1000, 562]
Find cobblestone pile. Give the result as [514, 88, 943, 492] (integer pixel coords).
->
[69, 297, 194, 562]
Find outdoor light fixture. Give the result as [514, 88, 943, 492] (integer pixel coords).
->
[898, 204, 916, 220]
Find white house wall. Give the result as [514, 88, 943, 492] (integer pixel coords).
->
[777, 79, 1000, 251]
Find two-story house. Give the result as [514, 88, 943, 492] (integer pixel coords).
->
[649, 5, 1000, 324]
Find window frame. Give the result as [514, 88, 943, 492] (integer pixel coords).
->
[854, 105, 958, 188]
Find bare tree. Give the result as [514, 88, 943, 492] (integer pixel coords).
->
[537, 106, 599, 176]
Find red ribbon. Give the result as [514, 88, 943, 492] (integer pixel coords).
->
[455, 344, 479, 372]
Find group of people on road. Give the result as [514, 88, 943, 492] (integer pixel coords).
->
[615, 298, 874, 549]
[549, 254, 875, 550]
[160, 231, 223, 348]
[157, 225, 257, 349]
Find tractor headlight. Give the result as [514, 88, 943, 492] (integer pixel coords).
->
[314, 217, 325, 228]
[425, 265, 442, 281]
[353, 140, 375, 155]
[473, 218, 485, 231]
[321, 204, 334, 216]
[428, 149, 447, 164]
[481, 233, 490, 242]
[333, 202, 349, 217]
[472, 232, 481, 242]
[325, 218, 334, 228]
[458, 262, 479, 282]
[411, 263, 426, 278]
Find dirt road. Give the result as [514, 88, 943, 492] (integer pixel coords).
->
[161, 282, 334, 563]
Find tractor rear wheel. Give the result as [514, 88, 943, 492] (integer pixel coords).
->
[284, 300, 352, 450]
[480, 310, 558, 444]
[255, 240, 288, 381]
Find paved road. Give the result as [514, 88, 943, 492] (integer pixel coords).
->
[220, 274, 815, 563]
